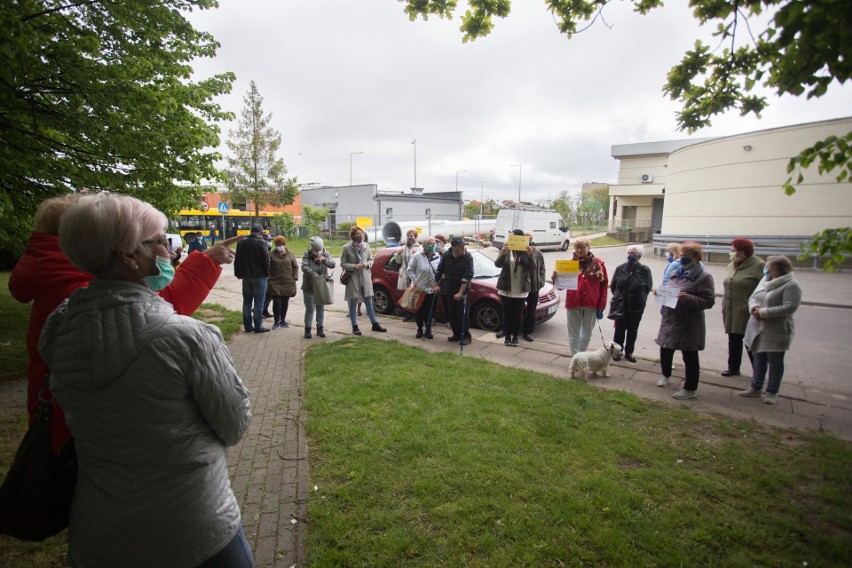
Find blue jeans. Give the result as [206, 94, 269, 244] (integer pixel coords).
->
[197, 527, 254, 567]
[241, 277, 268, 331]
[751, 351, 786, 394]
[303, 290, 325, 328]
[348, 296, 378, 326]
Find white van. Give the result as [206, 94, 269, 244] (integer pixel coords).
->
[492, 207, 571, 251]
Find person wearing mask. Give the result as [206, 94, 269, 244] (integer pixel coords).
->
[662, 242, 682, 285]
[740, 256, 802, 404]
[407, 237, 442, 339]
[495, 229, 533, 347]
[521, 231, 546, 342]
[301, 236, 335, 339]
[609, 245, 653, 362]
[341, 225, 387, 335]
[552, 237, 608, 355]
[655, 241, 716, 400]
[234, 224, 271, 333]
[39, 193, 253, 567]
[395, 228, 421, 322]
[268, 235, 299, 330]
[434, 234, 447, 255]
[195, 231, 208, 251]
[721, 238, 765, 377]
[434, 237, 474, 344]
[186, 232, 205, 254]
[10, 194, 240, 454]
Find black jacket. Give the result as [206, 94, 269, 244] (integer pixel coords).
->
[234, 234, 271, 279]
[435, 250, 474, 296]
[609, 261, 653, 313]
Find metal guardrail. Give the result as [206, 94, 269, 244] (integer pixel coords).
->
[650, 234, 843, 268]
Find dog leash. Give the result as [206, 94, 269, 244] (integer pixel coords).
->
[596, 319, 608, 348]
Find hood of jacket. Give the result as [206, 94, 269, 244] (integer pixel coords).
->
[39, 279, 176, 391]
[9, 232, 93, 304]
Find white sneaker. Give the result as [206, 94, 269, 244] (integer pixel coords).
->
[656, 376, 670, 387]
[763, 393, 778, 405]
[673, 388, 698, 400]
[739, 387, 762, 397]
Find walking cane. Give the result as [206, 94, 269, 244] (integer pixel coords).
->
[425, 291, 438, 337]
[460, 284, 471, 353]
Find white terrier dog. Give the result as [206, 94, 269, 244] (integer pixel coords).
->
[568, 343, 623, 380]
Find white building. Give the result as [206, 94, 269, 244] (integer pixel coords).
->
[608, 117, 852, 246]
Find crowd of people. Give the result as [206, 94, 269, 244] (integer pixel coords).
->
[8, 193, 806, 564]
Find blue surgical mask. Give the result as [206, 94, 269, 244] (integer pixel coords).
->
[144, 256, 175, 291]
[680, 257, 692, 268]
[627, 254, 638, 263]
[763, 267, 772, 280]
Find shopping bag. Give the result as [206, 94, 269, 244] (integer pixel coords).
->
[399, 287, 426, 313]
[312, 272, 334, 305]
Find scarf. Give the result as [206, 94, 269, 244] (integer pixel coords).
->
[574, 252, 604, 281]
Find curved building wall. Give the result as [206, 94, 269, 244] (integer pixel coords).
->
[662, 118, 852, 236]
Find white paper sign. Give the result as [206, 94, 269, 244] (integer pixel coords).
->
[554, 274, 578, 290]
[654, 285, 679, 308]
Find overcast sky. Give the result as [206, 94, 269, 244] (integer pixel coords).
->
[186, 0, 851, 205]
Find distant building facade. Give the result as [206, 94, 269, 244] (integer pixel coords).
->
[608, 117, 852, 239]
[299, 184, 464, 232]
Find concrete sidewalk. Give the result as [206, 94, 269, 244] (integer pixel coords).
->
[211, 273, 852, 567]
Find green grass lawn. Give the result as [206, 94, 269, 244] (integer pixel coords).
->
[305, 337, 852, 566]
[0, 272, 30, 381]
[589, 235, 627, 247]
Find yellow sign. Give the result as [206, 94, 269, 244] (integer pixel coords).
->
[555, 259, 580, 273]
[356, 217, 373, 228]
[507, 234, 530, 251]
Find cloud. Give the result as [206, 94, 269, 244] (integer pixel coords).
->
[188, 0, 852, 205]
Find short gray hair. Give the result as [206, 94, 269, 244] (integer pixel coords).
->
[627, 244, 644, 257]
[59, 193, 167, 276]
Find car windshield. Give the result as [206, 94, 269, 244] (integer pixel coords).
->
[471, 251, 501, 278]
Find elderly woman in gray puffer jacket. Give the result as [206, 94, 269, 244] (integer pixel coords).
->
[655, 241, 716, 400]
[740, 256, 802, 405]
[39, 194, 253, 568]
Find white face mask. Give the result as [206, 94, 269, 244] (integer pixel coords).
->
[276, 245, 285, 252]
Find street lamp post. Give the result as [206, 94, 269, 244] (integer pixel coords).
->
[349, 151, 364, 186]
[455, 169, 467, 191]
[411, 139, 417, 189]
[510, 164, 522, 203]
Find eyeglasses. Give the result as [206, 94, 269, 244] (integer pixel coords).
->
[142, 235, 170, 248]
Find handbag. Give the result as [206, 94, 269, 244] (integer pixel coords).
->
[340, 270, 352, 285]
[400, 286, 426, 313]
[312, 271, 335, 305]
[0, 380, 78, 541]
[607, 291, 625, 320]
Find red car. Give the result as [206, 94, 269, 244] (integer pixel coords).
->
[370, 247, 560, 332]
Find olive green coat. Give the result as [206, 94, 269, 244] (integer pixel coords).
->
[268, 250, 299, 297]
[722, 254, 765, 334]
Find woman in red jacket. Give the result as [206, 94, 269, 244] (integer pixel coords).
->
[553, 237, 608, 355]
[9, 194, 240, 452]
